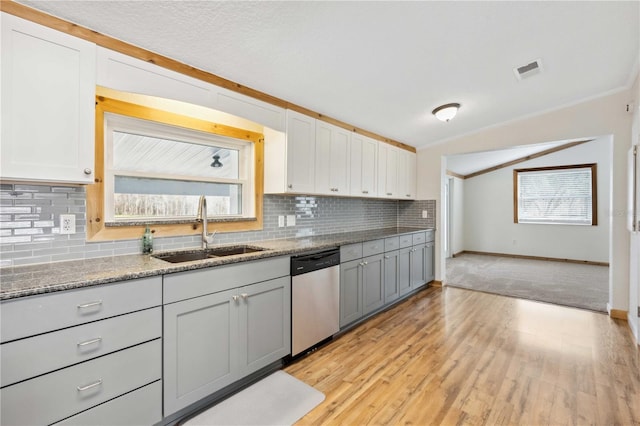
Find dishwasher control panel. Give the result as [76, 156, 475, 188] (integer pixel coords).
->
[290, 248, 340, 276]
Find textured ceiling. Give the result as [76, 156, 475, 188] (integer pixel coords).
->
[17, 1, 640, 149]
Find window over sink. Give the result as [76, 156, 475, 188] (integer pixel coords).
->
[87, 93, 264, 241]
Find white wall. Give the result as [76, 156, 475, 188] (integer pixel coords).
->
[629, 72, 639, 343]
[417, 89, 632, 312]
[451, 177, 465, 255]
[461, 139, 610, 263]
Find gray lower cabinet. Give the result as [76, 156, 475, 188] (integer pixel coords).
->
[339, 254, 384, 328]
[410, 244, 427, 289]
[362, 254, 384, 315]
[0, 277, 163, 426]
[163, 275, 290, 416]
[339, 231, 435, 329]
[425, 242, 435, 283]
[339, 259, 362, 327]
[1, 340, 161, 426]
[398, 247, 411, 296]
[383, 250, 400, 303]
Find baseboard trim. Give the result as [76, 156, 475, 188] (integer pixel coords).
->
[452, 251, 464, 258]
[609, 309, 628, 320]
[457, 250, 609, 267]
[431, 280, 443, 287]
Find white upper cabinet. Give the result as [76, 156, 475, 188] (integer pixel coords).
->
[1, 13, 96, 184]
[96, 47, 285, 132]
[378, 143, 399, 198]
[397, 149, 417, 200]
[350, 133, 378, 197]
[264, 110, 316, 194]
[315, 121, 350, 195]
[96, 47, 211, 108]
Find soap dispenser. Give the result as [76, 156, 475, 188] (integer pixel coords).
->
[142, 225, 154, 254]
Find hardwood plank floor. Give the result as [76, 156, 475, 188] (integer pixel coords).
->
[285, 286, 640, 425]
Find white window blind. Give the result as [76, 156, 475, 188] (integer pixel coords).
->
[515, 164, 596, 225]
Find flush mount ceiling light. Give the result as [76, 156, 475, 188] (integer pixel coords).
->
[432, 103, 461, 122]
[210, 154, 223, 168]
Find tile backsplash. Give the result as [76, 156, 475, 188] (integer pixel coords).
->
[0, 183, 435, 267]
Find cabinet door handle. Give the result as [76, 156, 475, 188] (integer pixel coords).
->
[287, 184, 293, 189]
[83, 168, 92, 175]
[241, 293, 249, 299]
[363, 261, 368, 265]
[77, 337, 102, 347]
[232, 295, 239, 301]
[384, 255, 390, 259]
[387, 192, 392, 196]
[362, 190, 368, 194]
[77, 379, 102, 392]
[77, 300, 102, 309]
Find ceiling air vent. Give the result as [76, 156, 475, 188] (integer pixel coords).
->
[513, 58, 543, 80]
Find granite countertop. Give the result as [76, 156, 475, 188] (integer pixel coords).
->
[0, 227, 433, 301]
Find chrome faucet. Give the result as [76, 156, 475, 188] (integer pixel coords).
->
[196, 195, 216, 249]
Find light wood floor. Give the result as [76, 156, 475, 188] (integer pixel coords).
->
[285, 286, 640, 425]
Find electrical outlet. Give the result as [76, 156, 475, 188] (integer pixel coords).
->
[278, 215, 285, 227]
[286, 215, 296, 227]
[60, 214, 76, 234]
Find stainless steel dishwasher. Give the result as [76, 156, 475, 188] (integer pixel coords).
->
[291, 247, 340, 357]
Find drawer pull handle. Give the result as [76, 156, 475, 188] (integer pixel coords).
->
[77, 300, 102, 309]
[77, 379, 102, 392]
[77, 337, 102, 347]
[384, 255, 390, 259]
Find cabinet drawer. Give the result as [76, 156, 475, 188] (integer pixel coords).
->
[0, 339, 161, 426]
[425, 229, 435, 243]
[1, 277, 161, 343]
[384, 237, 400, 252]
[340, 243, 363, 262]
[1, 307, 161, 387]
[164, 256, 290, 303]
[363, 239, 384, 257]
[412, 232, 427, 245]
[53, 380, 162, 426]
[399, 234, 413, 248]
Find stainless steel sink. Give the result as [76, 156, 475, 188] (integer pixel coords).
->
[153, 245, 266, 263]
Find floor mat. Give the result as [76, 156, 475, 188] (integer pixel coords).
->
[183, 370, 325, 426]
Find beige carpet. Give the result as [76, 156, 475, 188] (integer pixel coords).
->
[446, 254, 609, 312]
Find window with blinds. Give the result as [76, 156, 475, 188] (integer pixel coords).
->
[514, 164, 597, 225]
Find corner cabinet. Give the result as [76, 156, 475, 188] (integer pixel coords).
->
[0, 13, 96, 184]
[398, 149, 417, 199]
[162, 257, 291, 416]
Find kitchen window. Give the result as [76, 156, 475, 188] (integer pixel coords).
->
[87, 96, 264, 241]
[513, 163, 597, 226]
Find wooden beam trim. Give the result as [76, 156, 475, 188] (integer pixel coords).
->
[446, 170, 465, 180]
[0, 1, 415, 153]
[463, 140, 592, 179]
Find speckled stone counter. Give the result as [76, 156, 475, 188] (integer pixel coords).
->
[0, 227, 432, 301]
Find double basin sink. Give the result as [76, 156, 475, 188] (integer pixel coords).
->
[153, 245, 266, 263]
